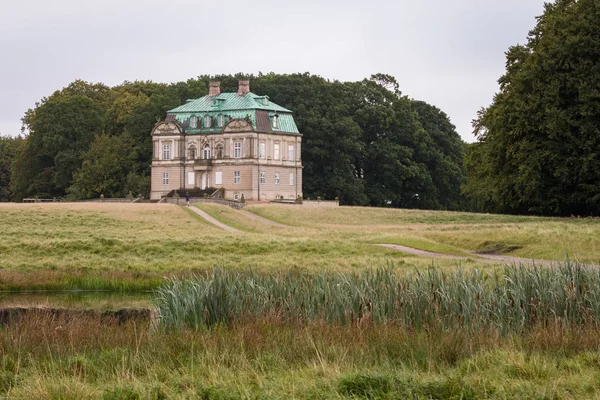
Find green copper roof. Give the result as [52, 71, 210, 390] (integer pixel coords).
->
[169, 92, 292, 113]
[167, 92, 299, 134]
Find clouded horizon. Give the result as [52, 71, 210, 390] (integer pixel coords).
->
[0, 0, 547, 142]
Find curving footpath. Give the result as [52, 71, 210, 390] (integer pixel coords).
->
[187, 206, 243, 233]
[376, 244, 595, 267]
[238, 210, 290, 228]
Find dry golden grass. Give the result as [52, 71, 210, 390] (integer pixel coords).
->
[1, 202, 599, 290]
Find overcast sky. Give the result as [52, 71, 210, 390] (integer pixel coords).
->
[0, 0, 547, 142]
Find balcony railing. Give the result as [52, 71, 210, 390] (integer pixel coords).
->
[194, 159, 212, 167]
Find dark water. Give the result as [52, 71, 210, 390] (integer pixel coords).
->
[0, 291, 153, 310]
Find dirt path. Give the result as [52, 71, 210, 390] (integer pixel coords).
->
[375, 244, 467, 260]
[187, 206, 243, 233]
[238, 210, 290, 228]
[376, 244, 586, 266]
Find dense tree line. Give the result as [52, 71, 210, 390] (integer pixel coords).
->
[3, 73, 467, 209]
[0, 135, 23, 201]
[465, 0, 600, 215]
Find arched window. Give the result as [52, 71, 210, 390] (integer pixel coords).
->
[204, 115, 211, 128]
[218, 114, 224, 127]
[203, 144, 211, 160]
[190, 115, 198, 129]
[272, 114, 279, 129]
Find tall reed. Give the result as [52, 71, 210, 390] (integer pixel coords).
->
[155, 263, 600, 333]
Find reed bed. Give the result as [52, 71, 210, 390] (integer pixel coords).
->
[155, 263, 600, 333]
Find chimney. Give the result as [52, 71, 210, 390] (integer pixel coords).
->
[208, 81, 221, 96]
[237, 80, 250, 96]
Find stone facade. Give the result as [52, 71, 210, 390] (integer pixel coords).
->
[150, 82, 303, 201]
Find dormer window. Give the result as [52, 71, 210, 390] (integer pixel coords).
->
[190, 116, 198, 129]
[204, 115, 211, 128]
[212, 98, 217, 106]
[263, 97, 268, 105]
[218, 114, 224, 127]
[272, 114, 279, 129]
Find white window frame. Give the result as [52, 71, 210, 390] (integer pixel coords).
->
[289, 172, 294, 186]
[233, 193, 239, 201]
[190, 116, 198, 129]
[259, 142, 265, 159]
[187, 172, 195, 186]
[260, 171, 266, 184]
[215, 171, 222, 185]
[162, 172, 169, 185]
[203, 145, 211, 160]
[218, 114, 224, 127]
[275, 173, 280, 185]
[234, 170, 240, 184]
[272, 114, 278, 129]
[288, 145, 294, 161]
[234, 142, 242, 158]
[204, 115, 211, 128]
[273, 143, 280, 160]
[163, 143, 171, 160]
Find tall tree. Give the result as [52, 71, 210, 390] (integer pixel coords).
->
[465, 0, 600, 215]
[68, 133, 138, 199]
[0, 135, 23, 201]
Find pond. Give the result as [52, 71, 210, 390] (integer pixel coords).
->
[0, 291, 154, 311]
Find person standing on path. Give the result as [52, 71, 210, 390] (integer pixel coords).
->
[185, 191, 190, 207]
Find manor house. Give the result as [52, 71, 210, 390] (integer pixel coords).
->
[150, 80, 303, 201]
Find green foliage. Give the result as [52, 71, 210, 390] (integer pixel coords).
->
[155, 263, 600, 333]
[0, 135, 23, 201]
[13, 74, 466, 207]
[67, 133, 140, 199]
[465, 0, 600, 215]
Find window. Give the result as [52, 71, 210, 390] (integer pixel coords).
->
[274, 143, 280, 160]
[272, 114, 278, 129]
[188, 146, 196, 159]
[288, 144, 294, 161]
[263, 97, 268, 105]
[190, 116, 198, 129]
[215, 171, 222, 185]
[216, 145, 223, 159]
[234, 142, 242, 158]
[218, 114, 224, 127]
[163, 143, 171, 160]
[187, 172, 195, 186]
[260, 171, 266, 184]
[233, 193, 239, 201]
[259, 142, 265, 159]
[275, 173, 280, 185]
[203, 145, 211, 160]
[162, 172, 169, 185]
[289, 172, 294, 186]
[234, 171, 240, 184]
[204, 115, 211, 128]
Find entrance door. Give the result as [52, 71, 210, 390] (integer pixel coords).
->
[201, 173, 207, 190]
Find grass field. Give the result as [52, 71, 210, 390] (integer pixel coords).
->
[2, 203, 600, 398]
[1, 202, 599, 289]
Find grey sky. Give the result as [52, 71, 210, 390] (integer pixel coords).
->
[0, 0, 547, 142]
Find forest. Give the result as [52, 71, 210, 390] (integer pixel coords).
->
[0, 74, 467, 210]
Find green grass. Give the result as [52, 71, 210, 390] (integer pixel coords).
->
[3, 203, 600, 397]
[155, 264, 600, 333]
[3, 311, 600, 398]
[1, 203, 600, 290]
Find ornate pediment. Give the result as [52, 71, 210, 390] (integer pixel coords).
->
[223, 118, 253, 133]
[152, 121, 183, 136]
